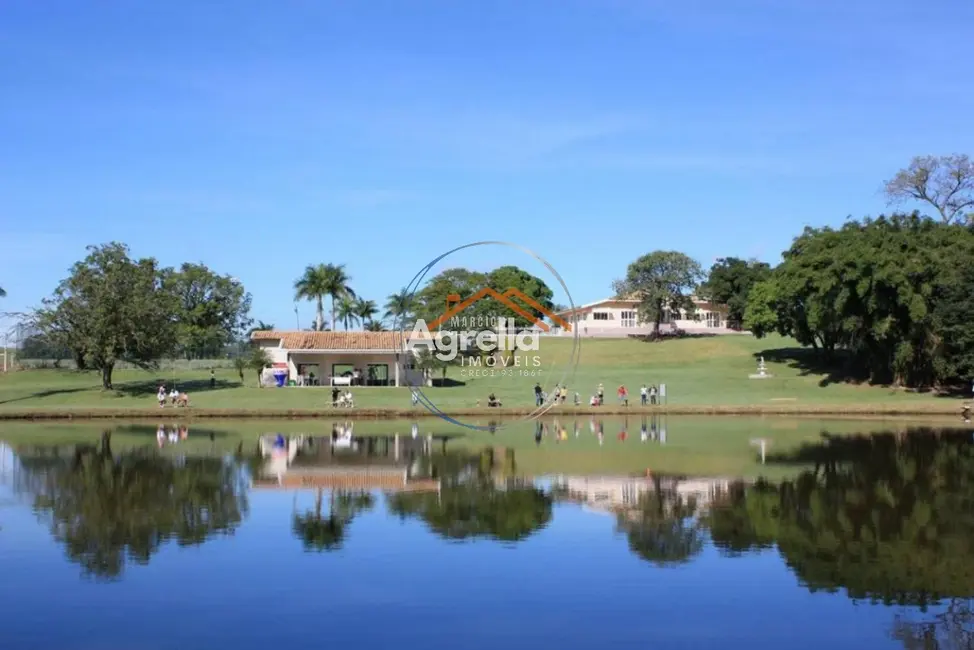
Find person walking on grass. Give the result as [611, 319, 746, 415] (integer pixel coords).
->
[157, 385, 167, 408]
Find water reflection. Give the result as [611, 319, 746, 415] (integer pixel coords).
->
[4, 422, 974, 617]
[292, 489, 375, 552]
[706, 428, 974, 608]
[12, 430, 248, 580]
[387, 447, 552, 543]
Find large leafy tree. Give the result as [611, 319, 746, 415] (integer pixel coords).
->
[169, 263, 252, 359]
[412, 266, 555, 331]
[20, 440, 249, 580]
[486, 265, 555, 330]
[37, 243, 178, 389]
[612, 251, 704, 337]
[744, 213, 974, 386]
[932, 256, 974, 384]
[413, 268, 490, 328]
[884, 154, 974, 225]
[699, 257, 771, 328]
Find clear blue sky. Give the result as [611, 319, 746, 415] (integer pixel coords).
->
[2, 0, 972, 330]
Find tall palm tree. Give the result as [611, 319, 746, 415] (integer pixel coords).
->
[293, 265, 330, 331]
[337, 295, 359, 330]
[355, 298, 378, 329]
[321, 264, 355, 331]
[384, 288, 412, 326]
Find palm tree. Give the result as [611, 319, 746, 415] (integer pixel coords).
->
[337, 295, 359, 330]
[384, 288, 412, 326]
[293, 265, 330, 332]
[0, 285, 6, 297]
[246, 320, 275, 336]
[365, 321, 385, 332]
[355, 298, 378, 329]
[320, 263, 355, 331]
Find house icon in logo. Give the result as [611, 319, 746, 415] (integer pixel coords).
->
[426, 287, 572, 332]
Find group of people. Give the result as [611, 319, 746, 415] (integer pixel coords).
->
[156, 385, 190, 408]
[529, 382, 663, 408]
[331, 386, 355, 408]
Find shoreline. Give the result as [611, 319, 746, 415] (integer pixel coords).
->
[0, 403, 967, 421]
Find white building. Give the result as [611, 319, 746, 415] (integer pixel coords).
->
[549, 296, 744, 338]
[250, 331, 426, 387]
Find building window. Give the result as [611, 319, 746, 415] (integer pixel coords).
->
[706, 312, 722, 328]
[593, 312, 610, 321]
[621, 311, 637, 327]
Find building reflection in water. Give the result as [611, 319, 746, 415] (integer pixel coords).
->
[254, 422, 450, 494]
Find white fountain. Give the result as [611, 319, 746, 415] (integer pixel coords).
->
[748, 356, 773, 380]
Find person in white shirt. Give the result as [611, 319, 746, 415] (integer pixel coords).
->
[169, 388, 179, 405]
[157, 386, 167, 408]
[640, 385, 648, 406]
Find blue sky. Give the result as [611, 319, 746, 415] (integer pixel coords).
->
[2, 0, 972, 330]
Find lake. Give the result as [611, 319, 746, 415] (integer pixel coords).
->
[1, 417, 972, 649]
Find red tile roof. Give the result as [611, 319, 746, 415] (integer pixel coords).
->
[250, 330, 427, 351]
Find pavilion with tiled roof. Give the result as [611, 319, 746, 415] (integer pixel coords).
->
[250, 330, 430, 387]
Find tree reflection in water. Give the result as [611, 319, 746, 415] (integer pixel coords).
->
[292, 489, 375, 552]
[704, 427, 974, 633]
[386, 448, 552, 542]
[616, 483, 704, 567]
[16, 431, 249, 580]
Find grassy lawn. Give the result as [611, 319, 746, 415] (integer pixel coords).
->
[0, 334, 963, 414]
[1, 416, 965, 480]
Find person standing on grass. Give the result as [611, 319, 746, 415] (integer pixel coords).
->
[534, 382, 543, 406]
[157, 385, 167, 408]
[597, 383, 604, 405]
[640, 384, 647, 406]
[169, 386, 179, 406]
[210, 369, 216, 389]
[617, 385, 628, 406]
[649, 384, 658, 405]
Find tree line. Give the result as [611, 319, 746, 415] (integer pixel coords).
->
[614, 154, 974, 389]
[12, 153, 972, 390]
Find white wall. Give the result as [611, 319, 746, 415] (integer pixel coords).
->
[552, 300, 739, 337]
[256, 339, 288, 364]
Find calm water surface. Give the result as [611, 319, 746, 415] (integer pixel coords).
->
[1, 419, 972, 649]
